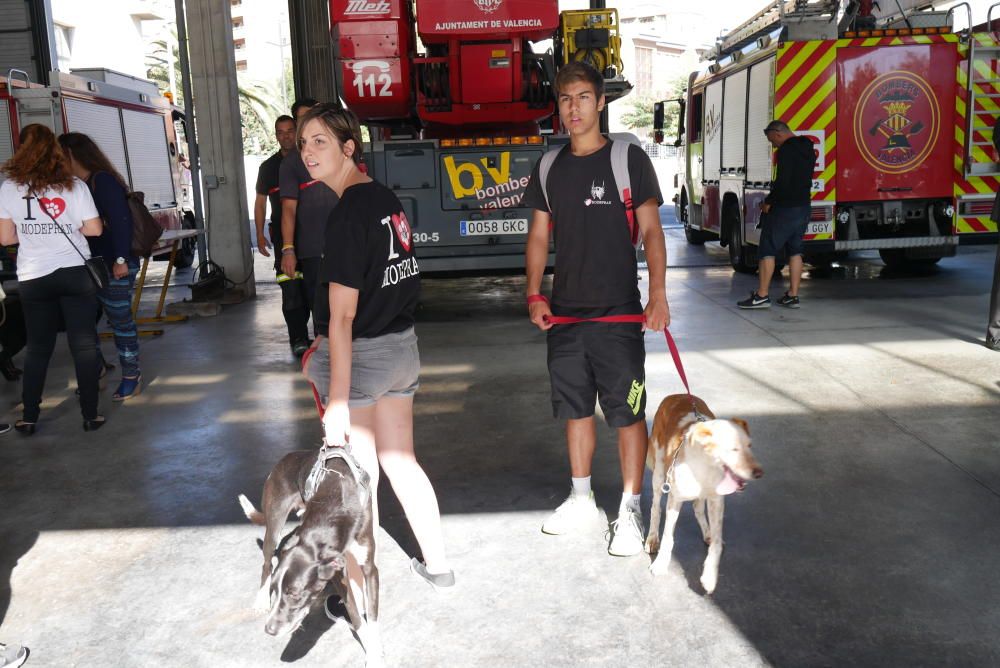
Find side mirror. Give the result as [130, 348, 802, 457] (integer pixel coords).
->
[653, 102, 665, 131]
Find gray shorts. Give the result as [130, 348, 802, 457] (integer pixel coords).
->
[304, 327, 420, 408]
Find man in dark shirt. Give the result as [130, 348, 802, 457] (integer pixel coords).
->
[523, 61, 669, 558]
[279, 98, 340, 337]
[738, 120, 817, 309]
[255, 114, 310, 356]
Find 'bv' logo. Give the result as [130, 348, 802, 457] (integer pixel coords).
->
[344, 0, 391, 15]
[444, 152, 510, 199]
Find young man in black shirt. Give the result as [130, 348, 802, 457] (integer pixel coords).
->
[738, 120, 817, 309]
[523, 61, 670, 557]
[254, 114, 310, 356]
[279, 98, 340, 337]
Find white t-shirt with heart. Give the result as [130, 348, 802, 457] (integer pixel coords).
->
[0, 177, 98, 281]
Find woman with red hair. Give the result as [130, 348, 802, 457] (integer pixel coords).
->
[0, 124, 106, 433]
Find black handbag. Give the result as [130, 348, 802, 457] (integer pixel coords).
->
[38, 199, 110, 290]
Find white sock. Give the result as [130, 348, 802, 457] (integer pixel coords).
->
[620, 493, 641, 513]
[571, 476, 592, 497]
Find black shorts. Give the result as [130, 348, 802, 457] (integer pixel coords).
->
[546, 304, 646, 428]
[758, 205, 810, 259]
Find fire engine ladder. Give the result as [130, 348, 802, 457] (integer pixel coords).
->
[4, 68, 64, 134]
[964, 8, 1000, 179]
[711, 0, 842, 59]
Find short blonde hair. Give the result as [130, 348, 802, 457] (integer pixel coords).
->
[296, 103, 364, 165]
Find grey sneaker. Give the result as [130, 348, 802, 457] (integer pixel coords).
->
[410, 558, 455, 588]
[0, 643, 28, 668]
[737, 291, 771, 309]
[608, 507, 645, 557]
[777, 292, 800, 308]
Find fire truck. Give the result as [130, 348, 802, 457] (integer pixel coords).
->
[0, 68, 194, 275]
[655, 0, 1000, 272]
[328, 0, 632, 272]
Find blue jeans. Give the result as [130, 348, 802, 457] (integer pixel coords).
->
[96, 262, 140, 378]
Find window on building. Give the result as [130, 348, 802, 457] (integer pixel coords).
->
[236, 60, 248, 71]
[634, 46, 653, 97]
[234, 38, 246, 50]
[231, 0, 242, 5]
[232, 17, 244, 29]
[53, 23, 75, 71]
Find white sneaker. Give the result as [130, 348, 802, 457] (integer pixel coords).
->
[608, 506, 645, 556]
[0, 643, 28, 668]
[541, 491, 601, 535]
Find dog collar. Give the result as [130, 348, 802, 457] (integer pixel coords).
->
[304, 444, 371, 503]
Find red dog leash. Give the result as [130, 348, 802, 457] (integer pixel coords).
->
[528, 294, 702, 418]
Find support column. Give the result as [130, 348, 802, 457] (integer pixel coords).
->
[181, 0, 255, 299]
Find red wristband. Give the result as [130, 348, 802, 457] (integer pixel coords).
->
[527, 294, 549, 306]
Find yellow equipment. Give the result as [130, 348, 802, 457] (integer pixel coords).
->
[558, 9, 624, 79]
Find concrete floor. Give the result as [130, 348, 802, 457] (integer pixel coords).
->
[1, 218, 999, 667]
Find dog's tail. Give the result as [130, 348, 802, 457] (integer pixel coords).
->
[237, 494, 266, 526]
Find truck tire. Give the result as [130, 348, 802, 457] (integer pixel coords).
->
[726, 208, 756, 274]
[680, 193, 714, 245]
[879, 249, 941, 270]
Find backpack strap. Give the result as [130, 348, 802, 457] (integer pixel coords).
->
[610, 139, 639, 248]
[538, 145, 565, 214]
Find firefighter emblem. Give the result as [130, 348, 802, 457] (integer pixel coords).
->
[473, 0, 502, 14]
[854, 71, 939, 174]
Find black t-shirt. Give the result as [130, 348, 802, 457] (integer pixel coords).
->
[278, 150, 339, 259]
[521, 140, 662, 310]
[316, 180, 420, 339]
[255, 151, 284, 226]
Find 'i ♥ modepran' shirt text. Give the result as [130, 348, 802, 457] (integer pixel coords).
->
[318, 180, 420, 340]
[0, 177, 97, 281]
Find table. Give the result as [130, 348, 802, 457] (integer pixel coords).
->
[129, 228, 204, 333]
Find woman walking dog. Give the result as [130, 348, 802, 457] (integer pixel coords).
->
[298, 104, 454, 589]
[58, 132, 142, 400]
[0, 124, 106, 433]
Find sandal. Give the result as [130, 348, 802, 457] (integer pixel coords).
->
[83, 416, 106, 431]
[14, 420, 36, 435]
[112, 375, 142, 402]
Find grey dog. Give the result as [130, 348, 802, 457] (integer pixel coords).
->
[238, 449, 383, 663]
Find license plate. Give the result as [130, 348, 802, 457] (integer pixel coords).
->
[806, 221, 833, 236]
[459, 219, 528, 236]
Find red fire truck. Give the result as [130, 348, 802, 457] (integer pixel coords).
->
[328, 0, 631, 272]
[0, 68, 194, 275]
[656, 0, 1000, 272]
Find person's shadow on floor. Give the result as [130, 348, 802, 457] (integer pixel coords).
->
[0, 529, 38, 627]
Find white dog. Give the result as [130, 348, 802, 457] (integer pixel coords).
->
[644, 395, 763, 593]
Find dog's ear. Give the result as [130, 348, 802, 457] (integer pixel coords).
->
[316, 552, 346, 581]
[691, 422, 716, 452]
[730, 418, 750, 435]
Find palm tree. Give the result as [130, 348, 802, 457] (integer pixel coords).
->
[145, 32, 286, 154]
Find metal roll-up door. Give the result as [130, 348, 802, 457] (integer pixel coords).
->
[722, 69, 748, 171]
[121, 109, 176, 210]
[0, 105, 13, 176]
[703, 79, 723, 180]
[63, 98, 130, 181]
[747, 58, 775, 183]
